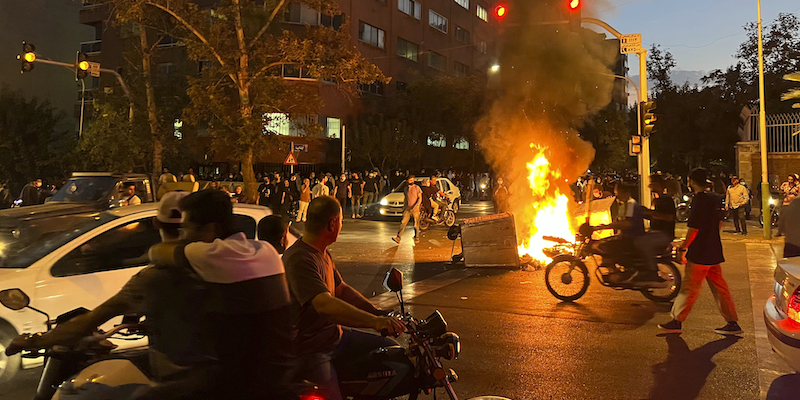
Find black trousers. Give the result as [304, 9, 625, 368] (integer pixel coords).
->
[730, 207, 747, 234]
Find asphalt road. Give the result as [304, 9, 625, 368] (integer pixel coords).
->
[1, 201, 797, 399]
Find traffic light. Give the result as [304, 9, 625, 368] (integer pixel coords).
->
[76, 52, 90, 80]
[17, 41, 36, 73]
[640, 100, 657, 136]
[568, 0, 581, 10]
[494, 4, 507, 19]
[629, 135, 642, 156]
[565, 0, 581, 29]
[782, 72, 800, 109]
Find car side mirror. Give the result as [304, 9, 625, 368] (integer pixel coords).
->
[0, 288, 30, 311]
[383, 268, 403, 292]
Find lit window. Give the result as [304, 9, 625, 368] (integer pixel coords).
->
[454, 138, 470, 150]
[327, 117, 341, 139]
[398, 0, 421, 19]
[428, 51, 446, 71]
[476, 5, 488, 21]
[455, 0, 469, 10]
[427, 134, 446, 147]
[455, 26, 470, 44]
[263, 113, 290, 136]
[397, 38, 419, 62]
[173, 119, 183, 140]
[358, 21, 385, 49]
[429, 10, 448, 33]
[284, 2, 320, 25]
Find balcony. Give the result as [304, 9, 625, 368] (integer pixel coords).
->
[79, 2, 109, 25]
[80, 40, 102, 56]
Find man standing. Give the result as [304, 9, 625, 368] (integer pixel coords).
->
[258, 175, 271, 206]
[393, 175, 423, 244]
[725, 176, 749, 236]
[659, 168, 742, 335]
[362, 171, 379, 209]
[350, 172, 365, 218]
[333, 173, 350, 216]
[284, 196, 404, 400]
[313, 175, 330, 198]
[17, 179, 42, 206]
[493, 177, 510, 214]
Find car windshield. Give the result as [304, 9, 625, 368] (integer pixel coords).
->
[393, 179, 426, 193]
[50, 177, 119, 203]
[0, 213, 118, 269]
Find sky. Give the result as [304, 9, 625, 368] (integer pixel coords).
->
[591, 0, 800, 76]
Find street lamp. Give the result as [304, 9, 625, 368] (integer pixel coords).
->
[490, 64, 500, 73]
[756, 0, 771, 239]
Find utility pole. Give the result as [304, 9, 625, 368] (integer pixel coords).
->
[341, 125, 346, 174]
[756, 0, 771, 239]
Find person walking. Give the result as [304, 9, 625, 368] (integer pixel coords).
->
[725, 176, 749, 236]
[298, 178, 312, 222]
[362, 171, 379, 211]
[659, 168, 743, 335]
[392, 175, 422, 244]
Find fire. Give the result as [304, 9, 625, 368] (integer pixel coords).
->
[517, 144, 575, 263]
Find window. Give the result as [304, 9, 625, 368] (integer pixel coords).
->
[280, 64, 314, 80]
[173, 119, 183, 139]
[477, 4, 488, 21]
[396, 81, 408, 91]
[158, 63, 176, 75]
[454, 61, 470, 76]
[156, 35, 180, 48]
[427, 135, 446, 147]
[429, 10, 448, 33]
[397, 38, 418, 61]
[285, 2, 320, 25]
[454, 138, 470, 150]
[455, 0, 469, 10]
[326, 117, 341, 139]
[455, 26, 470, 44]
[321, 14, 344, 30]
[233, 215, 257, 239]
[398, 0, 421, 19]
[428, 51, 446, 71]
[478, 40, 487, 54]
[262, 113, 318, 136]
[51, 219, 161, 277]
[358, 81, 385, 95]
[358, 21, 385, 49]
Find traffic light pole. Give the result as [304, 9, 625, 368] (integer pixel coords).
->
[756, 0, 771, 239]
[582, 17, 651, 207]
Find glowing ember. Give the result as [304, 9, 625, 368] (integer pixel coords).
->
[517, 144, 575, 263]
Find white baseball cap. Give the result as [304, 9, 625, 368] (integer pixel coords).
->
[157, 191, 189, 223]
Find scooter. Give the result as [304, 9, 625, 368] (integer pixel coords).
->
[542, 224, 682, 303]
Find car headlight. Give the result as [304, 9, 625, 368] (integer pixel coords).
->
[682, 195, 689, 201]
[380, 198, 388, 206]
[769, 198, 776, 206]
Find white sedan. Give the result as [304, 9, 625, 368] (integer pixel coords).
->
[764, 256, 800, 371]
[0, 203, 274, 382]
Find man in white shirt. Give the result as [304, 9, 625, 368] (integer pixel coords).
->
[725, 176, 748, 236]
[122, 183, 142, 206]
[312, 175, 330, 198]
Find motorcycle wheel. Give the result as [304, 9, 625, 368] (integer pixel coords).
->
[676, 206, 690, 223]
[544, 255, 590, 302]
[0, 323, 21, 383]
[420, 213, 431, 231]
[452, 199, 460, 214]
[443, 210, 456, 227]
[640, 261, 682, 302]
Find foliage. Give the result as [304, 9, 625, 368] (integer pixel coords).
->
[0, 86, 78, 193]
[349, 113, 418, 172]
[579, 105, 634, 173]
[646, 44, 676, 94]
[78, 100, 151, 173]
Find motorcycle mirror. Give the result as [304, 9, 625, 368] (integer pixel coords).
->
[383, 268, 404, 292]
[0, 288, 31, 311]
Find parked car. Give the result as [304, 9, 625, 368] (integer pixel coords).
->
[764, 256, 800, 371]
[0, 203, 275, 382]
[370, 177, 461, 218]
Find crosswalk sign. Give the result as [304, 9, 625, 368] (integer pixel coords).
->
[284, 152, 298, 165]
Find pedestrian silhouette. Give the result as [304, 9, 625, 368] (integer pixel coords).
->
[648, 335, 741, 400]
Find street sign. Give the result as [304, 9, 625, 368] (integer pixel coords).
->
[293, 143, 308, 153]
[620, 34, 642, 54]
[284, 152, 298, 165]
[87, 61, 101, 77]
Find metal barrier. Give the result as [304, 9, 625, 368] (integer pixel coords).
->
[746, 112, 800, 153]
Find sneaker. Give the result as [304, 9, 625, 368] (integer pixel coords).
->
[392, 236, 401, 244]
[658, 319, 682, 334]
[714, 321, 743, 335]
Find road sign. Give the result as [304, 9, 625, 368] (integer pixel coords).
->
[284, 152, 298, 165]
[620, 34, 642, 54]
[293, 143, 308, 153]
[87, 61, 101, 77]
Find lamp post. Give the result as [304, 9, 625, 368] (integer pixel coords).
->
[756, 0, 771, 239]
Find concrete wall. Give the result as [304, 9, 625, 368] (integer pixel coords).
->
[737, 141, 800, 187]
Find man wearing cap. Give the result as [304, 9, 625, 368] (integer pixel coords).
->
[5, 192, 220, 398]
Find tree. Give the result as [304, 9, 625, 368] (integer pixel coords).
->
[349, 113, 417, 172]
[78, 96, 152, 173]
[108, 0, 385, 202]
[647, 44, 676, 94]
[0, 86, 77, 194]
[580, 104, 634, 173]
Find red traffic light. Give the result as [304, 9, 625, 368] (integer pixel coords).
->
[494, 4, 506, 18]
[568, 0, 580, 10]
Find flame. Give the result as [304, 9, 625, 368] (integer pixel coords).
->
[517, 144, 575, 263]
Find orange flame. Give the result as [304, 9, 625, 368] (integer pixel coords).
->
[517, 144, 575, 263]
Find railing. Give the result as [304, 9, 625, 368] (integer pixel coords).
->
[746, 112, 800, 153]
[80, 40, 102, 55]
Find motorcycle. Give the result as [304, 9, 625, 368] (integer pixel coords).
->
[0, 289, 323, 400]
[335, 267, 511, 400]
[420, 197, 457, 230]
[758, 196, 781, 228]
[542, 224, 682, 303]
[675, 193, 692, 223]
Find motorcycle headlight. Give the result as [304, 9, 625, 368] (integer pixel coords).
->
[380, 198, 388, 206]
[682, 195, 689, 201]
[433, 332, 461, 360]
[480, 184, 486, 189]
[769, 198, 776, 206]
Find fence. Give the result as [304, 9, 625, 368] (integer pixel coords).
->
[744, 112, 800, 153]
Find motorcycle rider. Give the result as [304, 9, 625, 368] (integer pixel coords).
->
[635, 174, 675, 283]
[4, 192, 222, 399]
[429, 176, 448, 218]
[421, 178, 440, 220]
[284, 195, 405, 400]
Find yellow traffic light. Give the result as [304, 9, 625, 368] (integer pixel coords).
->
[78, 60, 89, 71]
[641, 100, 657, 136]
[19, 41, 36, 73]
[495, 5, 506, 18]
[23, 52, 36, 63]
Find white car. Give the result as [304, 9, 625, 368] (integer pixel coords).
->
[376, 178, 462, 217]
[764, 256, 800, 371]
[0, 203, 275, 382]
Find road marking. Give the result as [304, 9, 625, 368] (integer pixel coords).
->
[369, 267, 479, 309]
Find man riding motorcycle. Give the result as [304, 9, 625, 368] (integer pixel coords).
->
[428, 176, 448, 219]
[4, 192, 221, 399]
[590, 183, 665, 285]
[284, 196, 405, 400]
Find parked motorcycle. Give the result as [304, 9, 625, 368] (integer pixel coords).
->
[758, 196, 781, 228]
[675, 193, 692, 223]
[336, 268, 511, 400]
[420, 197, 457, 230]
[542, 224, 682, 302]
